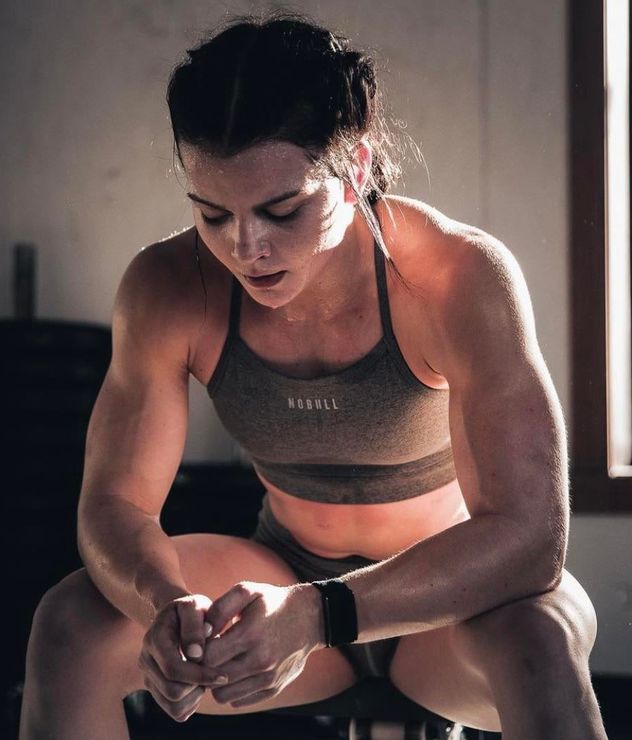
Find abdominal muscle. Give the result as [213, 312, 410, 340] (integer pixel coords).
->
[256, 469, 471, 561]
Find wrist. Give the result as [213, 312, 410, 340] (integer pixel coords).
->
[150, 585, 193, 619]
[134, 568, 191, 624]
[292, 582, 327, 651]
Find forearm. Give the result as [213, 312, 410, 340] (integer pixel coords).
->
[311, 513, 560, 647]
[77, 495, 190, 628]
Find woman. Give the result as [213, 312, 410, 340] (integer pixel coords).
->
[20, 11, 606, 739]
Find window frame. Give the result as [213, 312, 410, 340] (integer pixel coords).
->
[570, 0, 632, 512]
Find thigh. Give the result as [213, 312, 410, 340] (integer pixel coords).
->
[175, 533, 359, 713]
[387, 568, 597, 733]
[388, 618, 501, 732]
[42, 533, 357, 715]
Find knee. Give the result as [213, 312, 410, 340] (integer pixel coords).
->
[456, 591, 590, 671]
[501, 600, 574, 657]
[34, 570, 89, 643]
[27, 569, 146, 698]
[30, 568, 126, 657]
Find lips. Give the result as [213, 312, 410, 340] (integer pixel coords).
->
[245, 271, 282, 278]
[243, 270, 286, 288]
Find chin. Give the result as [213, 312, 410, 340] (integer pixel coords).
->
[242, 277, 297, 309]
[249, 293, 285, 308]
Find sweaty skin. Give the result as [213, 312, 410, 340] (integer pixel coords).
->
[20, 140, 600, 740]
[182, 140, 471, 561]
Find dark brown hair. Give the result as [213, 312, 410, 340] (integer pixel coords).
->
[166, 9, 421, 288]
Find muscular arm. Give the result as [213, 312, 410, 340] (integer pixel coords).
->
[307, 231, 568, 646]
[77, 242, 200, 629]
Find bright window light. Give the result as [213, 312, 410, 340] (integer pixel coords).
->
[605, 0, 632, 474]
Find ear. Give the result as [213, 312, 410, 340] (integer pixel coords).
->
[342, 139, 373, 205]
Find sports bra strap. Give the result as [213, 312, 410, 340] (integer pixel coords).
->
[228, 275, 242, 339]
[373, 237, 397, 347]
[371, 214, 424, 389]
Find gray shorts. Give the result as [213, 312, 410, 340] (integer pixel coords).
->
[249, 493, 400, 681]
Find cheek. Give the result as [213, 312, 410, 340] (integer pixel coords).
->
[311, 209, 348, 252]
[195, 223, 232, 265]
[288, 223, 336, 260]
[299, 202, 342, 244]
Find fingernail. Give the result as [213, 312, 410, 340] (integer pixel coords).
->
[204, 622, 213, 638]
[186, 643, 203, 659]
[214, 674, 228, 685]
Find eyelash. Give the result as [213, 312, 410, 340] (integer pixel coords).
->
[201, 209, 300, 226]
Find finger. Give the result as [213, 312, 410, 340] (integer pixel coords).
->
[202, 616, 252, 670]
[144, 642, 228, 689]
[143, 607, 188, 683]
[145, 675, 206, 723]
[230, 689, 277, 709]
[199, 644, 264, 689]
[211, 670, 275, 706]
[145, 603, 181, 655]
[138, 652, 202, 703]
[148, 633, 201, 685]
[176, 599, 211, 661]
[205, 582, 259, 639]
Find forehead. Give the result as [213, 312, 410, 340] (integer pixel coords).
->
[180, 140, 323, 189]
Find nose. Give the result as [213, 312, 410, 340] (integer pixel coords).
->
[230, 220, 272, 264]
[231, 238, 271, 263]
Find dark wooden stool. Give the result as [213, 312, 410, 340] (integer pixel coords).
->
[267, 677, 469, 738]
[123, 681, 476, 739]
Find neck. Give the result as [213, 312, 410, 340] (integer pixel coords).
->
[277, 215, 375, 324]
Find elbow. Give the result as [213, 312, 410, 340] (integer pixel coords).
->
[502, 510, 567, 595]
[76, 495, 95, 563]
[542, 552, 565, 592]
[76, 501, 88, 564]
[75, 492, 112, 570]
[515, 499, 568, 594]
[541, 511, 568, 591]
[76, 524, 90, 568]
[76, 511, 98, 572]
[528, 534, 566, 594]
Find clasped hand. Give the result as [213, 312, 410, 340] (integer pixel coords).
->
[137, 582, 318, 721]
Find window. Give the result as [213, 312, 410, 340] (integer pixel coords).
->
[570, 0, 632, 511]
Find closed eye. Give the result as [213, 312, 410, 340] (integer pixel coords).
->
[200, 213, 228, 226]
[201, 209, 301, 226]
[265, 209, 301, 222]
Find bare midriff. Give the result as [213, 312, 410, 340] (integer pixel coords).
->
[256, 469, 471, 561]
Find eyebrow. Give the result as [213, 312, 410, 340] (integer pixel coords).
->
[186, 189, 303, 211]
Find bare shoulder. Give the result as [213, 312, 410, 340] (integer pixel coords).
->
[376, 195, 529, 377]
[121, 226, 206, 303]
[375, 194, 502, 278]
[114, 226, 227, 375]
[377, 193, 521, 297]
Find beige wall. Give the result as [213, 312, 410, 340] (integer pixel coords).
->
[1, 0, 630, 674]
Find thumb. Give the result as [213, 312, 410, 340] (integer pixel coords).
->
[205, 581, 259, 637]
[176, 595, 212, 661]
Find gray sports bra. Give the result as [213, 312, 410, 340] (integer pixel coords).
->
[205, 229, 457, 504]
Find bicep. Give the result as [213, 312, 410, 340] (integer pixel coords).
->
[435, 234, 569, 555]
[448, 357, 567, 538]
[79, 247, 191, 518]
